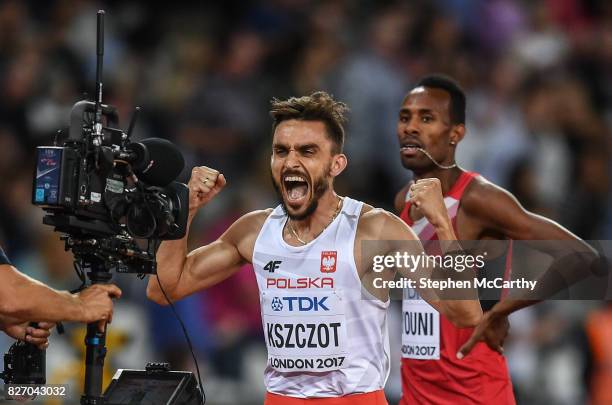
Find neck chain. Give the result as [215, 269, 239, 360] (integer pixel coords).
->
[288, 197, 343, 245]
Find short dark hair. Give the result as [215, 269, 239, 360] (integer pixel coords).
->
[415, 74, 466, 125]
[270, 91, 349, 154]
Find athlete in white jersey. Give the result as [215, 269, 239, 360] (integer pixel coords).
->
[147, 92, 482, 404]
[255, 196, 390, 398]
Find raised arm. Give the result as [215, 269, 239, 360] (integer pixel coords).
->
[377, 210, 482, 328]
[146, 210, 268, 304]
[146, 166, 268, 305]
[359, 186, 482, 328]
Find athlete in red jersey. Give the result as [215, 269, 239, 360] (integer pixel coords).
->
[394, 75, 589, 405]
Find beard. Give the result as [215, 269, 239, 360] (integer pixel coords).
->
[271, 167, 330, 221]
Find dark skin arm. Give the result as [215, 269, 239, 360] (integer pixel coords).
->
[394, 183, 411, 214]
[457, 178, 594, 357]
[459, 179, 578, 241]
[391, 180, 483, 327]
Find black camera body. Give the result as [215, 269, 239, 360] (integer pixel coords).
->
[32, 99, 189, 273]
[33, 101, 121, 218]
[1, 338, 45, 385]
[11, 11, 204, 404]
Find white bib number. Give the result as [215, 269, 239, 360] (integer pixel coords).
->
[401, 288, 440, 360]
[262, 290, 348, 372]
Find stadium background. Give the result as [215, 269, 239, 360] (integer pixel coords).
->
[0, 0, 610, 403]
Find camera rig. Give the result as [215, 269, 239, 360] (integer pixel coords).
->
[21, 10, 203, 405]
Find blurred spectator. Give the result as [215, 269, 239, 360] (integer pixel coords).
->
[458, 56, 531, 189]
[178, 29, 271, 182]
[333, 5, 413, 207]
[585, 302, 612, 405]
[0, 1, 610, 403]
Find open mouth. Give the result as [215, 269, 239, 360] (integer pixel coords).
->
[283, 174, 310, 205]
[400, 142, 423, 157]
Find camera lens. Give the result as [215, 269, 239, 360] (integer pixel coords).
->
[126, 204, 157, 238]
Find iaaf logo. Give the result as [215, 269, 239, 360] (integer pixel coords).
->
[270, 296, 330, 312]
[267, 277, 334, 289]
[321, 251, 337, 273]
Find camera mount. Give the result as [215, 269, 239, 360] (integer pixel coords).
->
[30, 10, 201, 404]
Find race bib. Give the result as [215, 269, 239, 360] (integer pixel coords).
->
[262, 290, 348, 372]
[401, 288, 440, 360]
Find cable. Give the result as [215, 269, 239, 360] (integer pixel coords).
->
[155, 272, 206, 404]
[401, 146, 457, 169]
[72, 261, 86, 292]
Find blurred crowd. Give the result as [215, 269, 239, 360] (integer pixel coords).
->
[0, 0, 610, 404]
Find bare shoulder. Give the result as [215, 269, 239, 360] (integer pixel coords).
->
[357, 204, 417, 241]
[359, 204, 395, 224]
[240, 208, 274, 226]
[460, 175, 527, 233]
[223, 208, 273, 241]
[461, 176, 520, 216]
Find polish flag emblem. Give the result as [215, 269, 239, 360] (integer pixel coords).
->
[321, 251, 337, 273]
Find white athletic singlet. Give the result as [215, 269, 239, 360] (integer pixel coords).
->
[252, 197, 390, 398]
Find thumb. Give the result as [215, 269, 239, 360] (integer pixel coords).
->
[217, 173, 227, 187]
[212, 174, 227, 193]
[407, 180, 415, 200]
[457, 334, 479, 359]
[103, 284, 122, 299]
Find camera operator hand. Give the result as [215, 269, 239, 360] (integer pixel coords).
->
[2, 321, 55, 350]
[0, 247, 122, 336]
[188, 166, 227, 217]
[76, 284, 122, 332]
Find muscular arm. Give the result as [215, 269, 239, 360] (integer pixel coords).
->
[455, 180, 602, 357]
[462, 180, 580, 241]
[146, 210, 269, 305]
[463, 180, 598, 313]
[358, 209, 482, 327]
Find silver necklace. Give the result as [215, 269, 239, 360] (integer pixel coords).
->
[288, 197, 343, 245]
[416, 147, 457, 169]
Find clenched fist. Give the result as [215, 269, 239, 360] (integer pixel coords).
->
[188, 166, 227, 216]
[409, 178, 451, 229]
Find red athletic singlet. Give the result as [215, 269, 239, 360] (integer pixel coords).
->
[399, 171, 516, 405]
